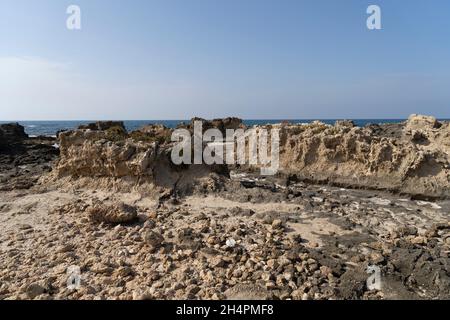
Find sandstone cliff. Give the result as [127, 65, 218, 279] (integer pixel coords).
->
[277, 115, 450, 199]
[51, 115, 450, 199]
[54, 125, 228, 195]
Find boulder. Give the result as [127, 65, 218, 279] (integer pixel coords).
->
[87, 202, 138, 224]
[406, 114, 441, 131]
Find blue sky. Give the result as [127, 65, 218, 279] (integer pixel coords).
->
[1, 0, 449, 120]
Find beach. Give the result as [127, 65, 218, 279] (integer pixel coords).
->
[0, 115, 449, 300]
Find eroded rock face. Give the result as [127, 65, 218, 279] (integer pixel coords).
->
[57, 129, 159, 178]
[55, 124, 228, 195]
[276, 115, 450, 199]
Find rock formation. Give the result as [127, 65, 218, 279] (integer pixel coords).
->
[0, 123, 58, 191]
[51, 116, 450, 199]
[54, 122, 228, 195]
[0, 123, 28, 148]
[1, 117, 449, 301]
[276, 115, 450, 199]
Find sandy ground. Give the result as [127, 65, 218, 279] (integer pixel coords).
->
[1, 178, 449, 300]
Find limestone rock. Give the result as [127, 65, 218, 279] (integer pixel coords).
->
[87, 203, 137, 224]
[406, 114, 441, 131]
[0, 123, 27, 146]
[143, 231, 164, 249]
[225, 284, 270, 300]
[26, 283, 46, 299]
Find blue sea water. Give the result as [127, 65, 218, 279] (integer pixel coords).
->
[0, 119, 442, 137]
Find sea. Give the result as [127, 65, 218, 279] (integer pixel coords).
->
[0, 119, 444, 137]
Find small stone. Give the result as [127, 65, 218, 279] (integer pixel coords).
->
[369, 252, 384, 264]
[144, 231, 164, 249]
[261, 272, 273, 282]
[226, 238, 236, 248]
[210, 256, 226, 268]
[267, 259, 278, 269]
[232, 269, 243, 278]
[57, 244, 74, 253]
[26, 283, 45, 299]
[91, 263, 113, 275]
[132, 289, 153, 300]
[320, 266, 333, 277]
[115, 266, 133, 277]
[186, 285, 201, 297]
[265, 281, 276, 289]
[272, 219, 283, 229]
[309, 242, 319, 248]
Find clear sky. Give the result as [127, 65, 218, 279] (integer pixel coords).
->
[1, 0, 450, 120]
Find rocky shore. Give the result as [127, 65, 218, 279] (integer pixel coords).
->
[0, 116, 449, 300]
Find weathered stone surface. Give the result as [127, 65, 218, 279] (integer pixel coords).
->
[225, 284, 270, 300]
[78, 121, 126, 132]
[0, 123, 28, 145]
[87, 202, 138, 224]
[405, 114, 441, 131]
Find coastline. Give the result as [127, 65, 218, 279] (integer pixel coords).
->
[0, 115, 449, 300]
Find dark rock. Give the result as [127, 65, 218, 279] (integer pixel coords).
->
[338, 266, 368, 299]
[0, 123, 27, 146]
[78, 121, 126, 132]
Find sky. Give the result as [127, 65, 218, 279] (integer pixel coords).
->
[1, 0, 450, 120]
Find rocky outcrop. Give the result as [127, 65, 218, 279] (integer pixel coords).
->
[52, 116, 450, 199]
[0, 123, 28, 147]
[276, 115, 450, 199]
[404, 114, 441, 131]
[78, 121, 126, 131]
[2, 118, 450, 301]
[54, 123, 228, 195]
[57, 129, 160, 178]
